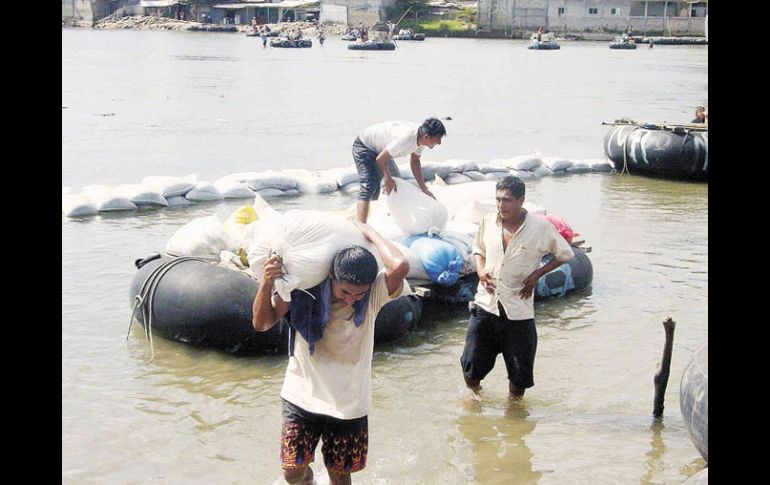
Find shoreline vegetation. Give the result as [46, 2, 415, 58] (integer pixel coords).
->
[66, 15, 707, 43]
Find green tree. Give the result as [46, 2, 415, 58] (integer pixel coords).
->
[388, 0, 430, 21]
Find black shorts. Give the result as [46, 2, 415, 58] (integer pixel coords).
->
[352, 137, 400, 201]
[460, 303, 537, 388]
[280, 398, 368, 474]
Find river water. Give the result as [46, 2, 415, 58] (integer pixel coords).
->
[62, 28, 708, 484]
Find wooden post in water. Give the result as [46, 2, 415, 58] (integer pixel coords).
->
[653, 317, 676, 418]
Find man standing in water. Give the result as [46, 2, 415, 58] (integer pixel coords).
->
[460, 176, 574, 399]
[252, 223, 409, 485]
[352, 118, 446, 223]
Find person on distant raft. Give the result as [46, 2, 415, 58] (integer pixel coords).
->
[460, 176, 574, 400]
[252, 223, 409, 485]
[352, 118, 446, 223]
[692, 106, 708, 124]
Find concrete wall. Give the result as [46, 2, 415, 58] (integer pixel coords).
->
[477, 0, 706, 36]
[62, 0, 127, 25]
[323, 0, 395, 26]
[548, 0, 633, 34]
[321, 4, 348, 24]
[477, 0, 547, 33]
[63, 0, 97, 25]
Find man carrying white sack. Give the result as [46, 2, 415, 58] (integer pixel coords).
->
[353, 118, 447, 223]
[252, 222, 409, 485]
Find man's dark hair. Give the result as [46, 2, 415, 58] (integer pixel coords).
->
[332, 245, 378, 285]
[496, 176, 526, 199]
[418, 118, 447, 138]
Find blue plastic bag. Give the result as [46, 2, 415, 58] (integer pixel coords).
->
[405, 235, 464, 286]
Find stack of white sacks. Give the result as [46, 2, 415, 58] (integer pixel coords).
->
[160, 174, 556, 290]
[63, 152, 612, 218]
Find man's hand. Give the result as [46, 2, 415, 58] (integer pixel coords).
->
[262, 249, 284, 285]
[353, 221, 373, 243]
[519, 272, 539, 299]
[478, 271, 496, 294]
[383, 176, 397, 195]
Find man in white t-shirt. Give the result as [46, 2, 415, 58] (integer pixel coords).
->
[353, 118, 446, 223]
[461, 176, 574, 399]
[252, 222, 409, 485]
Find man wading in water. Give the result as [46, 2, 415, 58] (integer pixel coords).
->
[252, 222, 409, 485]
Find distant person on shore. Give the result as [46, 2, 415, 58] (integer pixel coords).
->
[692, 106, 708, 124]
[317, 28, 325, 45]
[536, 25, 545, 41]
[260, 27, 268, 47]
[352, 118, 446, 223]
[251, 16, 258, 31]
[460, 176, 575, 400]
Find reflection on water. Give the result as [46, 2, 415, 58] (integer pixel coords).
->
[643, 418, 707, 485]
[457, 398, 542, 484]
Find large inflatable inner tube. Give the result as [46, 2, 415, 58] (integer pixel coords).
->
[609, 42, 637, 49]
[680, 341, 708, 462]
[536, 246, 593, 299]
[604, 125, 708, 180]
[129, 256, 286, 354]
[374, 295, 422, 344]
[348, 42, 396, 51]
[129, 256, 422, 354]
[270, 39, 312, 48]
[528, 42, 560, 50]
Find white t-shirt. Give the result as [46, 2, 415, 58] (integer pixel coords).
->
[472, 211, 574, 320]
[358, 121, 424, 159]
[280, 271, 404, 419]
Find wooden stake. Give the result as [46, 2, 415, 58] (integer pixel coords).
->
[653, 317, 676, 418]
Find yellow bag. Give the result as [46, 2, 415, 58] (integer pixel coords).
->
[226, 205, 258, 226]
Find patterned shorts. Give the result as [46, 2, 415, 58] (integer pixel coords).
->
[280, 398, 368, 474]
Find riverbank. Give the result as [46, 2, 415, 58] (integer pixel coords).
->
[91, 15, 350, 37]
[79, 15, 708, 44]
[94, 14, 237, 31]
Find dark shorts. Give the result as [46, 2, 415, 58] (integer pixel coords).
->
[460, 303, 537, 388]
[280, 398, 368, 474]
[352, 137, 400, 201]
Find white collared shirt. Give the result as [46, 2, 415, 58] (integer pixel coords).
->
[472, 212, 574, 320]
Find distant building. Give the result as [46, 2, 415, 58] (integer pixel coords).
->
[210, 1, 323, 25]
[321, 0, 397, 26]
[476, 0, 708, 37]
[62, 1, 126, 26]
